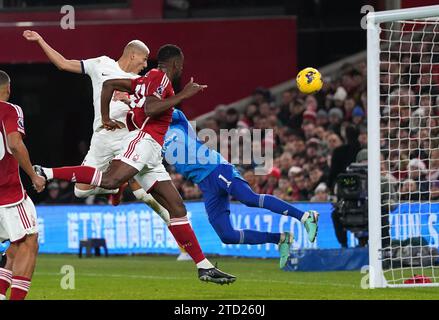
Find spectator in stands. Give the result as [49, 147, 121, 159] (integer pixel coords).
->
[400, 179, 419, 201]
[305, 138, 320, 162]
[276, 177, 293, 201]
[259, 167, 281, 195]
[358, 125, 367, 148]
[290, 170, 309, 201]
[343, 96, 356, 120]
[278, 89, 296, 126]
[224, 107, 240, 130]
[42, 181, 61, 204]
[308, 164, 325, 191]
[57, 180, 79, 203]
[316, 109, 329, 128]
[259, 102, 272, 118]
[327, 108, 344, 135]
[333, 86, 347, 109]
[407, 158, 430, 200]
[214, 104, 228, 129]
[289, 100, 305, 130]
[302, 116, 317, 140]
[278, 152, 293, 177]
[328, 125, 361, 190]
[352, 106, 365, 125]
[310, 182, 332, 202]
[325, 132, 342, 156]
[252, 86, 272, 105]
[305, 95, 318, 112]
[241, 103, 258, 128]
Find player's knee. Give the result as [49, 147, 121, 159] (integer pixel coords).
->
[74, 186, 91, 198]
[23, 234, 39, 253]
[218, 231, 240, 244]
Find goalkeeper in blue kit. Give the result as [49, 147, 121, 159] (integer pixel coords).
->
[163, 109, 319, 268]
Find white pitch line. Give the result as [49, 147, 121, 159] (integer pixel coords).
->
[34, 272, 357, 288]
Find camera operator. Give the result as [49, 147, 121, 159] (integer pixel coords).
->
[332, 149, 396, 249]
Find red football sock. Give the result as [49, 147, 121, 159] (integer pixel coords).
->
[0, 268, 12, 296]
[168, 217, 206, 264]
[10, 276, 31, 300]
[53, 166, 102, 186]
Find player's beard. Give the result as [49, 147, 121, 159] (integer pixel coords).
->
[172, 75, 181, 93]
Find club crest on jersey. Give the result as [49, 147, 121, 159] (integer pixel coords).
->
[17, 117, 24, 130]
[156, 85, 164, 96]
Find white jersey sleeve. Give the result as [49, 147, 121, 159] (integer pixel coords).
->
[81, 56, 108, 78]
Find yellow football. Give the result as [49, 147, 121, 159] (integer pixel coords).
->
[296, 67, 323, 94]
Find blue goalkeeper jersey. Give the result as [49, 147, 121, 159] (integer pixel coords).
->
[162, 109, 228, 184]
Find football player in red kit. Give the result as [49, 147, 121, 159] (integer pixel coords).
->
[35, 45, 236, 285]
[0, 70, 45, 300]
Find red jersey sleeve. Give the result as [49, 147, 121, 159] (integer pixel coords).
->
[146, 72, 171, 100]
[4, 104, 25, 136]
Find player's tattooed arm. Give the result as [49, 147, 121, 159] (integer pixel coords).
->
[23, 30, 82, 74]
[144, 77, 207, 117]
[101, 78, 133, 130]
[7, 132, 45, 192]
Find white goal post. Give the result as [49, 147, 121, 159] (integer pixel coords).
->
[367, 5, 439, 288]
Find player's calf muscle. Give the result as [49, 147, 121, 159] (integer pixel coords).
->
[75, 183, 94, 190]
[169, 202, 187, 218]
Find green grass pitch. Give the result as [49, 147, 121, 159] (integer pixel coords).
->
[26, 254, 439, 300]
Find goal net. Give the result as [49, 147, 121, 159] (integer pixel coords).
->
[367, 5, 439, 288]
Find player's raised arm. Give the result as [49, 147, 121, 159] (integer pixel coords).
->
[144, 77, 207, 117]
[101, 78, 133, 130]
[23, 30, 82, 74]
[6, 132, 45, 192]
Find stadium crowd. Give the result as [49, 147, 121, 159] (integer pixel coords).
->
[184, 62, 369, 203]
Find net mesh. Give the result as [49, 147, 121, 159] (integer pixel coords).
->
[379, 18, 439, 286]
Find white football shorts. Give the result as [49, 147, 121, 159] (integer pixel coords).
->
[82, 128, 129, 171]
[0, 196, 38, 243]
[115, 130, 171, 192]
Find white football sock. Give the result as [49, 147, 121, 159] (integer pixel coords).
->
[196, 259, 215, 270]
[74, 186, 118, 198]
[43, 167, 54, 180]
[133, 189, 170, 225]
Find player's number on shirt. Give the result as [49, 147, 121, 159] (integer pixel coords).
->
[134, 83, 146, 109]
[0, 131, 5, 160]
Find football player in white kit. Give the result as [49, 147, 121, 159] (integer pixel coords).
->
[22, 30, 173, 227]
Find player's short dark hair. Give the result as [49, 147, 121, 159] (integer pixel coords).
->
[157, 44, 183, 63]
[0, 70, 10, 87]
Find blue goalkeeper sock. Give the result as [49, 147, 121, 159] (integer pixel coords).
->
[240, 230, 281, 244]
[259, 194, 304, 221]
[230, 178, 305, 221]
